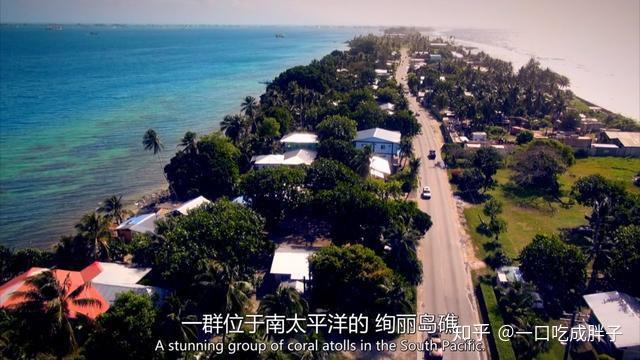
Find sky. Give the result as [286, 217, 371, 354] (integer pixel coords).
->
[0, 0, 638, 32]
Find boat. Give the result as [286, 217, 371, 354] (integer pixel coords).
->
[46, 25, 63, 31]
[275, 33, 285, 38]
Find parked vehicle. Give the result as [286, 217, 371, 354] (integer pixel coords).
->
[428, 149, 437, 160]
[425, 332, 443, 359]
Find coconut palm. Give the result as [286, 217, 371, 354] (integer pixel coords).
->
[157, 296, 198, 344]
[75, 212, 111, 260]
[408, 157, 421, 177]
[98, 195, 130, 225]
[258, 287, 308, 318]
[195, 261, 253, 315]
[399, 137, 413, 166]
[220, 114, 248, 144]
[10, 271, 102, 354]
[241, 95, 259, 130]
[498, 282, 536, 327]
[179, 131, 197, 154]
[142, 128, 172, 196]
[354, 145, 373, 177]
[376, 281, 413, 314]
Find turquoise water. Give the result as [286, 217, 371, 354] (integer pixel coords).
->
[0, 25, 369, 248]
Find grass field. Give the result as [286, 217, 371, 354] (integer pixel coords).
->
[479, 281, 517, 360]
[464, 157, 640, 261]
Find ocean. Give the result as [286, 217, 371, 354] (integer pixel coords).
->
[0, 25, 371, 249]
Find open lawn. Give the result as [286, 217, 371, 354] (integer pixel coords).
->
[464, 157, 640, 261]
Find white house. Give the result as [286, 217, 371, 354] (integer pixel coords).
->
[354, 127, 402, 158]
[379, 102, 396, 114]
[171, 195, 210, 216]
[84, 261, 162, 305]
[280, 132, 318, 151]
[369, 155, 392, 179]
[583, 291, 640, 359]
[374, 69, 389, 76]
[116, 213, 160, 241]
[270, 247, 316, 293]
[251, 149, 317, 168]
[496, 266, 524, 287]
[472, 131, 487, 142]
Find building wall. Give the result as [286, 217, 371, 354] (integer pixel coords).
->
[354, 141, 400, 157]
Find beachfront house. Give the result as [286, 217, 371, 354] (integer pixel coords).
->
[116, 212, 160, 241]
[354, 127, 402, 159]
[0, 262, 163, 319]
[583, 291, 640, 359]
[251, 148, 317, 169]
[169, 195, 210, 216]
[269, 246, 316, 293]
[280, 132, 318, 151]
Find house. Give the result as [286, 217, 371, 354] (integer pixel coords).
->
[471, 132, 487, 142]
[269, 247, 316, 293]
[558, 135, 593, 151]
[429, 54, 442, 62]
[369, 155, 392, 179]
[451, 51, 464, 59]
[354, 127, 402, 158]
[599, 131, 640, 157]
[0, 262, 162, 319]
[580, 117, 604, 133]
[116, 213, 160, 241]
[280, 132, 318, 151]
[251, 149, 317, 168]
[496, 266, 524, 287]
[374, 69, 389, 76]
[170, 195, 210, 216]
[590, 143, 620, 157]
[379, 102, 395, 114]
[583, 291, 640, 359]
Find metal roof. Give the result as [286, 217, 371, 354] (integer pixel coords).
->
[583, 291, 640, 349]
[355, 127, 401, 144]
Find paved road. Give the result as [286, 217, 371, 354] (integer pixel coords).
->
[395, 49, 485, 360]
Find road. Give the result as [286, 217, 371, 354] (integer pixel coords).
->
[395, 49, 485, 360]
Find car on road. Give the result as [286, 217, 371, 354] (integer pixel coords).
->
[425, 332, 443, 359]
[428, 149, 437, 160]
[421, 186, 432, 199]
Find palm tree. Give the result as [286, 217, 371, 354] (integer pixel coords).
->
[75, 212, 111, 260]
[194, 261, 253, 315]
[220, 114, 248, 144]
[11, 271, 102, 354]
[498, 282, 535, 327]
[98, 195, 130, 225]
[581, 197, 616, 291]
[354, 145, 373, 177]
[241, 95, 259, 130]
[157, 296, 198, 344]
[399, 138, 413, 166]
[179, 131, 197, 154]
[376, 281, 413, 314]
[259, 287, 308, 318]
[408, 157, 421, 177]
[142, 128, 172, 196]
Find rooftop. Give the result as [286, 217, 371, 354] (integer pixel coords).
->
[496, 266, 524, 284]
[270, 247, 316, 281]
[355, 127, 401, 144]
[604, 131, 640, 147]
[280, 132, 318, 144]
[252, 149, 317, 166]
[116, 213, 159, 234]
[583, 291, 640, 349]
[172, 195, 210, 215]
[370, 156, 392, 179]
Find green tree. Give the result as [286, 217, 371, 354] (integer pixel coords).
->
[11, 271, 102, 357]
[258, 117, 281, 139]
[241, 166, 307, 226]
[142, 128, 172, 195]
[84, 292, 158, 360]
[519, 234, 587, 311]
[98, 195, 130, 225]
[221, 114, 249, 145]
[316, 115, 357, 141]
[515, 131, 534, 145]
[452, 168, 484, 199]
[305, 158, 359, 191]
[473, 147, 502, 191]
[510, 139, 574, 195]
[309, 245, 410, 317]
[179, 131, 198, 154]
[75, 212, 112, 260]
[194, 261, 253, 315]
[241, 95, 260, 127]
[559, 109, 580, 131]
[165, 133, 240, 200]
[480, 198, 507, 242]
[604, 225, 640, 297]
[154, 199, 272, 290]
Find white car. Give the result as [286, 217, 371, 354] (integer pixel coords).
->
[421, 186, 432, 199]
